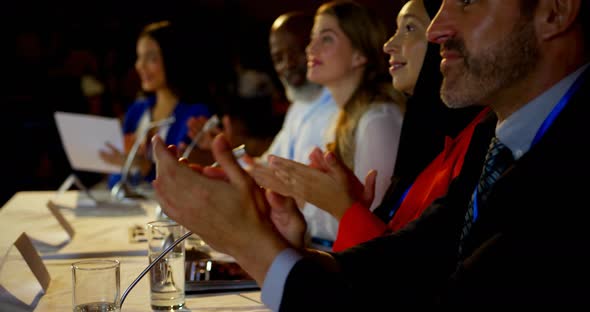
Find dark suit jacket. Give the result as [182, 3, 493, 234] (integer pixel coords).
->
[280, 73, 590, 310]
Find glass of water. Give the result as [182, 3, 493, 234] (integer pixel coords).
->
[72, 259, 120, 312]
[147, 220, 186, 310]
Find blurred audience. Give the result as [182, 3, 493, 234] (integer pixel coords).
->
[4, 29, 90, 204]
[217, 95, 281, 158]
[182, 62, 283, 159]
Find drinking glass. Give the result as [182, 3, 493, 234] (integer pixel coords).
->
[147, 220, 186, 310]
[71, 259, 120, 312]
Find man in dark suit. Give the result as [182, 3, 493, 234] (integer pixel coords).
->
[152, 0, 590, 309]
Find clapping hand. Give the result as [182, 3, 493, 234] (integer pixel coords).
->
[152, 134, 292, 285]
[266, 147, 377, 220]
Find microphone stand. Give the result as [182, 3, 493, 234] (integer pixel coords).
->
[111, 116, 176, 201]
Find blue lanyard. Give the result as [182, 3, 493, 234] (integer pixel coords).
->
[311, 236, 334, 248]
[531, 68, 588, 146]
[288, 91, 333, 160]
[388, 183, 412, 219]
[472, 67, 589, 222]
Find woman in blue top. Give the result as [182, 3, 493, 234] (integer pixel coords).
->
[100, 20, 211, 189]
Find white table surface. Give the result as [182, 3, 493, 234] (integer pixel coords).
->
[0, 190, 269, 312]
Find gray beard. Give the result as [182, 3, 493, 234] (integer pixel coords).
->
[440, 18, 538, 108]
[283, 81, 323, 103]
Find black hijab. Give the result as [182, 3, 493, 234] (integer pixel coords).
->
[373, 0, 482, 222]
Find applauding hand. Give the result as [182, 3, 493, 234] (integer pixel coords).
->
[152, 134, 291, 285]
[267, 147, 377, 220]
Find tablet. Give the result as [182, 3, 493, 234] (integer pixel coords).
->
[184, 248, 260, 294]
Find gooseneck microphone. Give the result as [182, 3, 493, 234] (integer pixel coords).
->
[119, 139, 251, 307]
[181, 114, 220, 159]
[111, 116, 176, 201]
[119, 230, 193, 309]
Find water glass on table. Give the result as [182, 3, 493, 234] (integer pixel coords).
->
[71, 259, 120, 312]
[147, 220, 186, 310]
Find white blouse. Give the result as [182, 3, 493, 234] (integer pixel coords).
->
[354, 103, 403, 211]
[303, 102, 403, 245]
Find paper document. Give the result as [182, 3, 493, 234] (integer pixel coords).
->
[54, 111, 124, 174]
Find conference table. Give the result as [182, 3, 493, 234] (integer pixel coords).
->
[0, 190, 270, 312]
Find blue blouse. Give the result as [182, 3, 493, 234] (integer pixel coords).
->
[108, 96, 210, 188]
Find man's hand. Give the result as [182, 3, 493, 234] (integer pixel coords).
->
[152, 134, 290, 285]
[266, 190, 306, 248]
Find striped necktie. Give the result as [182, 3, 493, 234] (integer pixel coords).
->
[457, 137, 514, 259]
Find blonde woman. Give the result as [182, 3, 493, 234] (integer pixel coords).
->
[253, 0, 405, 248]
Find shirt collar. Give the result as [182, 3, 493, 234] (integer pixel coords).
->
[497, 63, 589, 160]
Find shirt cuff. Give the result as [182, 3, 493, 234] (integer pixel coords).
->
[261, 248, 303, 311]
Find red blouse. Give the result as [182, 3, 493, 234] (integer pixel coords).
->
[333, 108, 490, 252]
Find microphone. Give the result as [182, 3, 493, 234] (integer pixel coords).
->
[111, 116, 176, 201]
[181, 114, 220, 159]
[210, 144, 247, 167]
[121, 141, 256, 307]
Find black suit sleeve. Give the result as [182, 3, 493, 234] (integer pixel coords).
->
[278, 117, 495, 311]
[280, 189, 467, 311]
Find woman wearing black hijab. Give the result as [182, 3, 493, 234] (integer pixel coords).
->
[372, 0, 482, 222]
[328, 0, 490, 250]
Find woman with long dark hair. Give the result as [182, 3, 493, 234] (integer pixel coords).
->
[100, 21, 212, 190]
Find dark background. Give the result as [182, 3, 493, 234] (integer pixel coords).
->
[0, 0, 403, 206]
